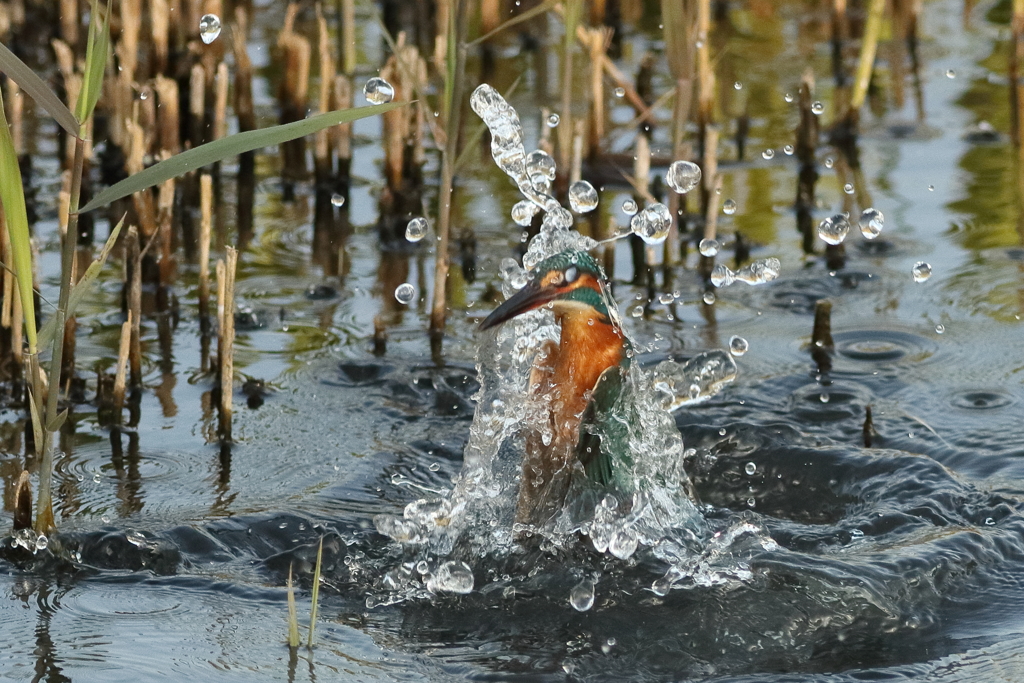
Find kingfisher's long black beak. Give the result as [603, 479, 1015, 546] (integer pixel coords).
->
[479, 279, 557, 330]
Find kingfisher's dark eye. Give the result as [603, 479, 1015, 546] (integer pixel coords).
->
[564, 267, 578, 283]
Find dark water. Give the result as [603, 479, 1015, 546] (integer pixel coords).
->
[4, 0, 1024, 680]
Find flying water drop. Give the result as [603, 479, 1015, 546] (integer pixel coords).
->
[843, 183, 855, 195]
[729, 335, 748, 356]
[745, 462, 757, 475]
[762, 149, 775, 160]
[526, 149, 557, 184]
[330, 193, 345, 207]
[630, 203, 672, 245]
[363, 77, 395, 104]
[811, 101, 824, 115]
[426, 561, 474, 594]
[666, 160, 702, 193]
[722, 199, 737, 215]
[702, 291, 716, 305]
[569, 578, 596, 612]
[621, 199, 638, 216]
[858, 208, 884, 239]
[405, 217, 428, 242]
[698, 238, 720, 257]
[818, 213, 851, 245]
[912, 262, 932, 283]
[395, 283, 416, 304]
[783, 144, 794, 155]
[568, 180, 598, 213]
[547, 113, 560, 127]
[199, 14, 222, 44]
[511, 200, 539, 226]
[614, 87, 625, 98]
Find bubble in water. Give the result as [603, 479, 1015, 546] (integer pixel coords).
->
[199, 14, 222, 44]
[935, 324, 945, 334]
[395, 283, 416, 304]
[702, 291, 716, 305]
[621, 199, 638, 216]
[405, 217, 428, 242]
[568, 180, 598, 213]
[859, 208, 884, 239]
[666, 160, 702, 193]
[547, 113, 560, 127]
[614, 87, 625, 98]
[426, 561, 474, 594]
[526, 149, 557, 183]
[699, 238, 720, 257]
[784, 93, 794, 103]
[729, 335, 748, 356]
[330, 193, 345, 208]
[818, 213, 851, 245]
[762, 149, 775, 160]
[722, 199, 737, 215]
[783, 144, 794, 155]
[745, 462, 756, 476]
[630, 203, 672, 245]
[811, 101, 824, 115]
[363, 77, 395, 104]
[569, 578, 596, 612]
[912, 262, 932, 283]
[946, 69, 956, 79]
[511, 200, 539, 226]
[843, 183, 854, 195]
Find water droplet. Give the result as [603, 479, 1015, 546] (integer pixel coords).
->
[912, 261, 932, 283]
[405, 217, 428, 242]
[35, 534, 49, 552]
[526, 149, 557, 184]
[363, 77, 395, 104]
[762, 149, 775, 160]
[630, 203, 672, 245]
[811, 101, 824, 115]
[927, 184, 935, 192]
[711, 264, 735, 288]
[946, 69, 956, 79]
[609, 529, 638, 559]
[666, 160, 702, 194]
[719, 428, 727, 436]
[427, 561, 474, 594]
[568, 180, 598, 213]
[784, 93, 794, 103]
[734, 81, 743, 90]
[818, 213, 851, 245]
[658, 292, 674, 304]
[729, 335, 748, 356]
[501, 258, 528, 290]
[614, 87, 625, 98]
[858, 208, 884, 239]
[985, 517, 995, 526]
[745, 462, 756, 476]
[935, 324, 945, 334]
[569, 578, 595, 611]
[747, 497, 756, 508]
[698, 238, 720, 257]
[126, 530, 147, 548]
[199, 14, 222, 44]
[428, 462, 440, 471]
[652, 575, 673, 596]
[545, 206, 573, 230]
[630, 305, 644, 318]
[511, 200, 539, 226]
[139, 90, 148, 100]
[824, 157, 834, 169]
[621, 199, 638, 215]
[722, 199, 737, 215]
[330, 193, 345, 207]
[702, 291, 716, 305]
[395, 283, 416, 304]
[820, 393, 830, 403]
[843, 183, 854, 195]
[547, 113, 560, 127]
[783, 144, 794, 155]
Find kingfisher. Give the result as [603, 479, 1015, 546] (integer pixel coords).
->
[480, 250, 633, 528]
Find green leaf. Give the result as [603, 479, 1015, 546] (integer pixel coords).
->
[37, 216, 124, 349]
[27, 386, 43, 456]
[80, 102, 409, 213]
[46, 408, 68, 432]
[0, 40, 80, 138]
[0, 89, 38, 352]
[76, 0, 110, 125]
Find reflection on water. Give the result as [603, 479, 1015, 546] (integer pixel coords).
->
[2, 0, 1024, 681]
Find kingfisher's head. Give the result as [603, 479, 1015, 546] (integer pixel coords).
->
[480, 251, 613, 330]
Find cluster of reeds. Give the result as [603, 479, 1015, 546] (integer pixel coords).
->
[0, 0, 403, 535]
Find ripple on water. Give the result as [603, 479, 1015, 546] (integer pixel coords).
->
[830, 329, 940, 378]
[950, 389, 1016, 411]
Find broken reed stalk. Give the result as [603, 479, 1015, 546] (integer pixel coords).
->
[430, 0, 468, 345]
[232, 8, 256, 134]
[863, 405, 874, 447]
[556, 0, 584, 194]
[13, 470, 32, 531]
[113, 311, 132, 415]
[126, 226, 142, 387]
[307, 536, 324, 648]
[846, 0, 886, 127]
[314, 6, 335, 183]
[811, 299, 834, 376]
[340, 0, 356, 77]
[218, 247, 237, 441]
[277, 4, 311, 183]
[1011, 0, 1024, 148]
[154, 76, 180, 154]
[190, 63, 206, 148]
[796, 69, 819, 254]
[633, 131, 653, 290]
[698, 125, 720, 279]
[199, 174, 213, 330]
[214, 61, 229, 141]
[661, 0, 695, 265]
[286, 564, 300, 648]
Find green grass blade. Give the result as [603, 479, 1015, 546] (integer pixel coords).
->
[36, 216, 124, 349]
[286, 565, 301, 648]
[80, 102, 409, 213]
[0, 41, 80, 138]
[76, 0, 110, 125]
[0, 89, 37, 352]
[307, 537, 324, 648]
